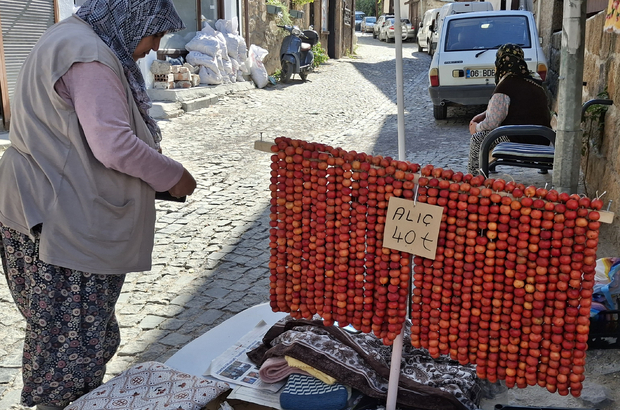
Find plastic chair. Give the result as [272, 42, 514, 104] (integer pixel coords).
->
[478, 125, 556, 177]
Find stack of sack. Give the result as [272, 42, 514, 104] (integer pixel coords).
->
[185, 17, 250, 85]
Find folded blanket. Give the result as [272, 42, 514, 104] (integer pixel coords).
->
[259, 356, 312, 383]
[286, 356, 336, 385]
[65, 361, 230, 410]
[280, 374, 349, 410]
[247, 317, 482, 410]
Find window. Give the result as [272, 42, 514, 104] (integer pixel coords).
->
[445, 15, 531, 52]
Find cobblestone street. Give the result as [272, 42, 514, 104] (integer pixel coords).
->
[0, 33, 617, 410]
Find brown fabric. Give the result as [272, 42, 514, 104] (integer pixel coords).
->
[247, 318, 481, 410]
[494, 75, 552, 145]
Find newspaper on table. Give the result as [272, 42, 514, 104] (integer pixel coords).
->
[227, 385, 283, 410]
[204, 320, 285, 393]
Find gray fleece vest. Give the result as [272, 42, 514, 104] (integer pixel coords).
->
[0, 15, 157, 274]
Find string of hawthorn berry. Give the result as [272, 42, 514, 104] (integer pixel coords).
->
[268, 137, 602, 397]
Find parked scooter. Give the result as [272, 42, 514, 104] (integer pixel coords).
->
[278, 25, 319, 83]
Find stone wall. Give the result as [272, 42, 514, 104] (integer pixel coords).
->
[580, 11, 620, 250]
[547, 11, 620, 251]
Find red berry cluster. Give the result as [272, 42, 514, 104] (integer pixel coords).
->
[268, 137, 419, 345]
[268, 138, 601, 397]
[410, 164, 601, 398]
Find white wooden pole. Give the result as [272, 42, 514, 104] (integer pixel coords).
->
[386, 0, 406, 407]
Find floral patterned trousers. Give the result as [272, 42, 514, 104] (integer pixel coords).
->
[467, 131, 510, 176]
[0, 222, 125, 408]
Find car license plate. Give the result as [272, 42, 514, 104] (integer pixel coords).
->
[466, 68, 495, 79]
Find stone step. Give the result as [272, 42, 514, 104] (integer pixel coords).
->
[148, 80, 256, 119]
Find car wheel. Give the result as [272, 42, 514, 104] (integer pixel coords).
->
[433, 104, 447, 120]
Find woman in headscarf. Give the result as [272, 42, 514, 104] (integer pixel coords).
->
[467, 43, 552, 175]
[0, 1, 196, 408]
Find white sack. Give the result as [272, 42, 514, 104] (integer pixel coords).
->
[216, 18, 238, 35]
[214, 32, 230, 60]
[248, 44, 269, 89]
[185, 32, 220, 56]
[199, 65, 223, 85]
[186, 51, 220, 74]
[225, 33, 240, 61]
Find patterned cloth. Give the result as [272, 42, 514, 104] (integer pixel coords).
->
[280, 374, 349, 410]
[76, 0, 185, 145]
[0, 223, 125, 408]
[467, 131, 509, 175]
[248, 317, 482, 410]
[65, 361, 230, 410]
[494, 43, 530, 84]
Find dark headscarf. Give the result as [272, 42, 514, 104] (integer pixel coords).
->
[494, 43, 531, 85]
[77, 0, 185, 145]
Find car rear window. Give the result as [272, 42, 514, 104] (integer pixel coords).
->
[445, 15, 531, 52]
[365, 17, 376, 23]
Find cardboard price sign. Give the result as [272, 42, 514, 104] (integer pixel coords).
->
[383, 197, 443, 259]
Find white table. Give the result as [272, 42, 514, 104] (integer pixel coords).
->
[165, 303, 288, 377]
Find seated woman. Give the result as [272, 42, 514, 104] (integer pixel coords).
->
[467, 43, 552, 175]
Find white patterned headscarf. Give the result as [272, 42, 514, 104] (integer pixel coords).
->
[76, 0, 185, 145]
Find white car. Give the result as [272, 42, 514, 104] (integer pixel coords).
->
[417, 8, 440, 52]
[428, 1, 494, 56]
[428, 10, 548, 120]
[379, 18, 414, 42]
[373, 14, 394, 39]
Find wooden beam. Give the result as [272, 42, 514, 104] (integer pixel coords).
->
[254, 139, 615, 223]
[0, 14, 11, 131]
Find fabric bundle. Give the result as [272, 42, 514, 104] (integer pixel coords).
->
[280, 374, 349, 410]
[259, 357, 313, 383]
[248, 316, 482, 410]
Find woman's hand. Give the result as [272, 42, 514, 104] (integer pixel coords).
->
[471, 112, 486, 123]
[168, 168, 196, 198]
[469, 120, 478, 135]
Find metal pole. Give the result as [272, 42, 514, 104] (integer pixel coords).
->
[552, 0, 586, 193]
[386, 0, 406, 409]
[393, 0, 406, 162]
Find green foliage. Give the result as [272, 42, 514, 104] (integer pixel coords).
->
[267, 0, 292, 25]
[312, 42, 329, 68]
[292, 0, 314, 7]
[356, 0, 376, 16]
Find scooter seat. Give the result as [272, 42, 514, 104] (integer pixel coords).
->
[301, 42, 312, 52]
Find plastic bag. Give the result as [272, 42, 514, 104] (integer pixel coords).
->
[248, 44, 269, 89]
[199, 65, 223, 85]
[593, 257, 620, 310]
[185, 32, 220, 56]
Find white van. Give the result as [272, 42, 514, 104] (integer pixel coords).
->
[428, 1, 494, 55]
[417, 8, 440, 52]
[427, 10, 548, 120]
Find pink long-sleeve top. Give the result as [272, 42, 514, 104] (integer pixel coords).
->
[54, 61, 183, 192]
